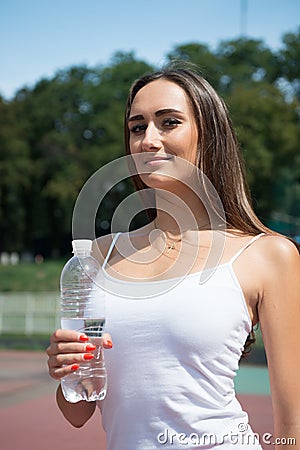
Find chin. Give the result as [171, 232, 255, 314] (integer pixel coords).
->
[139, 173, 181, 192]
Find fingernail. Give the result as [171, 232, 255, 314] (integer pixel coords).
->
[71, 364, 79, 371]
[84, 353, 94, 361]
[86, 344, 96, 351]
[79, 335, 89, 342]
[106, 340, 113, 349]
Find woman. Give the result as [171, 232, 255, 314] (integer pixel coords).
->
[47, 65, 300, 449]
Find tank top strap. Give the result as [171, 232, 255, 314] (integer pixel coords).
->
[102, 232, 122, 270]
[229, 233, 265, 265]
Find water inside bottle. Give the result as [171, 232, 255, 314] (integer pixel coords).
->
[60, 317, 107, 402]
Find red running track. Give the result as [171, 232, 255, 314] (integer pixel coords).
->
[0, 351, 274, 450]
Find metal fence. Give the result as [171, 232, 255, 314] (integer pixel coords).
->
[0, 292, 60, 335]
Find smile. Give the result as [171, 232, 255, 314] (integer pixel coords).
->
[145, 155, 173, 165]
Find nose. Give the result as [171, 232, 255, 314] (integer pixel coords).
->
[141, 122, 161, 151]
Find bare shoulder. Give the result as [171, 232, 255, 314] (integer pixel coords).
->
[256, 234, 300, 280]
[259, 234, 299, 263]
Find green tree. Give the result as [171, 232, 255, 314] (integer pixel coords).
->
[278, 27, 300, 99]
[4, 54, 153, 256]
[0, 97, 33, 252]
[216, 38, 279, 91]
[228, 83, 299, 220]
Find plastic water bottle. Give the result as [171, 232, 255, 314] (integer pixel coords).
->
[60, 239, 107, 403]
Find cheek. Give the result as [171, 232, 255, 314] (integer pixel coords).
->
[129, 136, 140, 154]
[172, 128, 198, 161]
[186, 126, 198, 164]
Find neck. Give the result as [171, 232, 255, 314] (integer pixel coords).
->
[154, 189, 211, 235]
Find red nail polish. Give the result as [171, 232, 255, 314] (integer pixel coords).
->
[106, 340, 113, 349]
[86, 344, 96, 351]
[79, 335, 89, 342]
[71, 364, 79, 371]
[84, 353, 94, 361]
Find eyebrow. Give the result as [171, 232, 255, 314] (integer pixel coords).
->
[128, 108, 182, 122]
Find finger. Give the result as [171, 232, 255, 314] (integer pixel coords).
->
[103, 333, 113, 349]
[53, 351, 95, 367]
[47, 329, 92, 358]
[50, 329, 89, 344]
[47, 340, 95, 357]
[49, 361, 80, 380]
[47, 352, 95, 380]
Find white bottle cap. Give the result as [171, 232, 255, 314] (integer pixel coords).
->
[72, 239, 93, 254]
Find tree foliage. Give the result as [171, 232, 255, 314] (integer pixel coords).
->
[0, 30, 299, 256]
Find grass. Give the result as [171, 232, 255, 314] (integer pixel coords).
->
[0, 334, 51, 351]
[0, 260, 64, 292]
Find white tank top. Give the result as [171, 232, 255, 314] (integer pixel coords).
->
[97, 233, 264, 449]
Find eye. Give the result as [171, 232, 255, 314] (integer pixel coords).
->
[129, 123, 147, 135]
[161, 118, 182, 128]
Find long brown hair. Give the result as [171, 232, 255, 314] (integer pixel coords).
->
[124, 64, 271, 236]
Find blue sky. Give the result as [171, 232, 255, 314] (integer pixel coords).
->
[1, 0, 299, 99]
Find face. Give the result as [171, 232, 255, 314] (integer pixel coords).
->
[128, 79, 198, 189]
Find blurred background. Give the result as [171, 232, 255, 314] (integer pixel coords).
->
[0, 0, 299, 448]
[0, 0, 299, 348]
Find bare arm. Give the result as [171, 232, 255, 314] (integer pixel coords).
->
[258, 237, 300, 449]
[56, 383, 96, 428]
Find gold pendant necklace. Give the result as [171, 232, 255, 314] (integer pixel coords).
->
[163, 235, 183, 254]
[154, 220, 211, 255]
[164, 241, 176, 254]
[153, 220, 182, 254]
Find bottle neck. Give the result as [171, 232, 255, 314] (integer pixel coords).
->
[74, 251, 91, 257]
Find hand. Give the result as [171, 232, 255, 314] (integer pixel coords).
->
[46, 329, 113, 381]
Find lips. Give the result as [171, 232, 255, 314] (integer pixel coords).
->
[145, 155, 173, 165]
